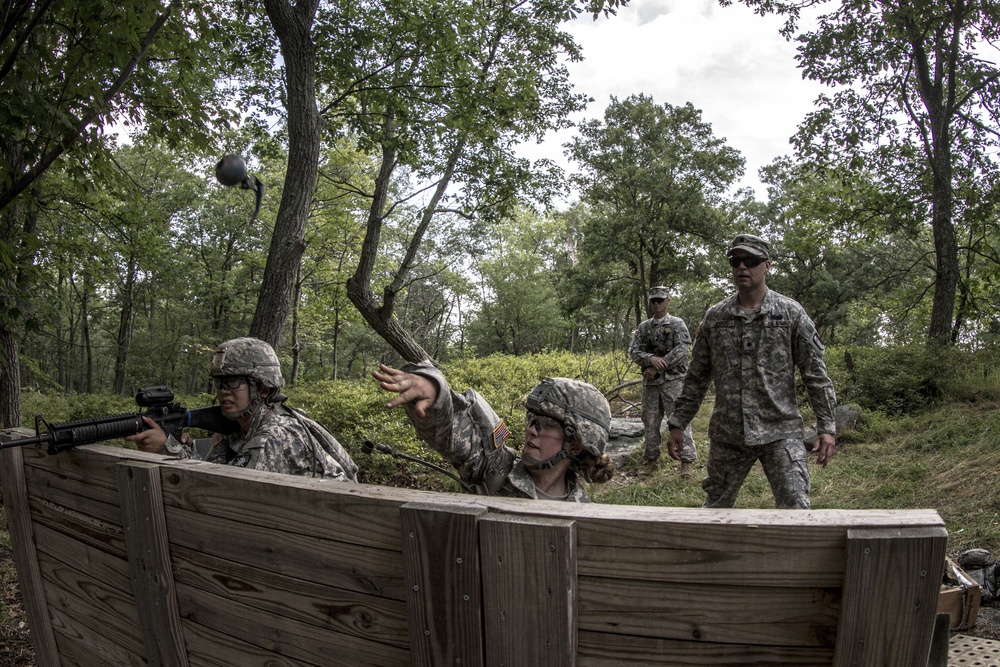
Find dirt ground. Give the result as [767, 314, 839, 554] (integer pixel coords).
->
[967, 602, 1000, 639]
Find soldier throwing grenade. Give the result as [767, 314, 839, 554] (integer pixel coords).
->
[629, 286, 696, 476]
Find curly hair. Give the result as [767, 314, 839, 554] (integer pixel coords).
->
[576, 451, 616, 484]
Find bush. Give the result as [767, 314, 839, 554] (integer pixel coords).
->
[826, 344, 997, 415]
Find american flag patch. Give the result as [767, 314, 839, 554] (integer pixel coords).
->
[492, 420, 511, 449]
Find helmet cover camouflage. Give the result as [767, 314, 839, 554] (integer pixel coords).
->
[210, 337, 284, 389]
[524, 378, 611, 457]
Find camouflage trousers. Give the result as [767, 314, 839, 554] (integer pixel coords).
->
[702, 437, 810, 509]
[641, 380, 695, 462]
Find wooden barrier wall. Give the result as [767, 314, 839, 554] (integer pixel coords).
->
[1, 432, 948, 666]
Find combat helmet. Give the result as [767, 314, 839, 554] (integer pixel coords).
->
[524, 377, 611, 459]
[210, 337, 284, 389]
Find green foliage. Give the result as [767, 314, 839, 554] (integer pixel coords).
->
[825, 344, 1000, 415]
[566, 94, 743, 303]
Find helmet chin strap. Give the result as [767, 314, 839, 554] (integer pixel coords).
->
[224, 381, 273, 421]
[523, 424, 576, 472]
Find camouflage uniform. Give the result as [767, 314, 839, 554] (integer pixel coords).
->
[163, 337, 358, 482]
[668, 250, 837, 509]
[629, 290, 695, 462]
[400, 361, 595, 501]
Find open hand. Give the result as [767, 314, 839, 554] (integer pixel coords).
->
[372, 364, 439, 418]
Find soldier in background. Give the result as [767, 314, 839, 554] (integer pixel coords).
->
[666, 234, 837, 509]
[629, 286, 696, 476]
[373, 361, 616, 501]
[127, 337, 358, 482]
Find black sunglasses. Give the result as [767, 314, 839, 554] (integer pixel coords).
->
[729, 255, 766, 269]
[649, 298, 666, 304]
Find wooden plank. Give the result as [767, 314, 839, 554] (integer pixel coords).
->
[118, 461, 189, 667]
[157, 461, 428, 550]
[400, 502, 487, 667]
[20, 442, 163, 489]
[33, 522, 133, 595]
[39, 551, 146, 657]
[578, 575, 839, 646]
[575, 520, 848, 587]
[577, 630, 835, 666]
[25, 463, 123, 524]
[28, 494, 127, 558]
[0, 435, 61, 666]
[832, 526, 948, 667]
[182, 620, 309, 667]
[170, 543, 409, 647]
[164, 504, 406, 599]
[479, 514, 577, 667]
[176, 583, 411, 666]
[49, 604, 147, 667]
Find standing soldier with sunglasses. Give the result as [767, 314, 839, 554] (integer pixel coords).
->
[666, 234, 837, 509]
[372, 362, 616, 501]
[629, 286, 696, 476]
[126, 337, 358, 482]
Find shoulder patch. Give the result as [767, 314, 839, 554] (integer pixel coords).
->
[812, 332, 825, 351]
[492, 420, 511, 449]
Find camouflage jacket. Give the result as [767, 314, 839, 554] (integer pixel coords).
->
[164, 404, 358, 482]
[629, 314, 692, 385]
[402, 361, 590, 502]
[669, 290, 837, 446]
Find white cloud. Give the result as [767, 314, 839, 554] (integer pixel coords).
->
[521, 0, 828, 200]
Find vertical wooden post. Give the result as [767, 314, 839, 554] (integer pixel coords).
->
[478, 514, 577, 667]
[117, 461, 189, 667]
[0, 433, 61, 666]
[401, 502, 488, 667]
[832, 526, 947, 667]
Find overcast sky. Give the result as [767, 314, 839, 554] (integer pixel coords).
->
[520, 0, 828, 200]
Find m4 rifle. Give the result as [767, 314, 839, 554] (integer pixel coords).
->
[0, 386, 237, 454]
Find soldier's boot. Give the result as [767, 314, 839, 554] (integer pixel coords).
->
[679, 460, 693, 479]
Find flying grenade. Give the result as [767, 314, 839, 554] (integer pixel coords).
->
[215, 154, 263, 224]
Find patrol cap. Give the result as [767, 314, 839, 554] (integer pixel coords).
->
[648, 286, 670, 301]
[726, 234, 771, 260]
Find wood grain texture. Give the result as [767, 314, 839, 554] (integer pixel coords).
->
[0, 436, 61, 666]
[833, 526, 948, 667]
[479, 513, 577, 667]
[401, 502, 487, 667]
[118, 461, 189, 667]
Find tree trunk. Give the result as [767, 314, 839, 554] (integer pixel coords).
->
[113, 261, 137, 394]
[290, 272, 301, 385]
[81, 282, 93, 393]
[0, 323, 21, 428]
[252, 0, 321, 348]
[925, 93, 958, 348]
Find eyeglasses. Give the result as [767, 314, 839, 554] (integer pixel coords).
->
[728, 255, 766, 269]
[213, 376, 249, 392]
[526, 413, 563, 432]
[649, 298, 666, 304]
